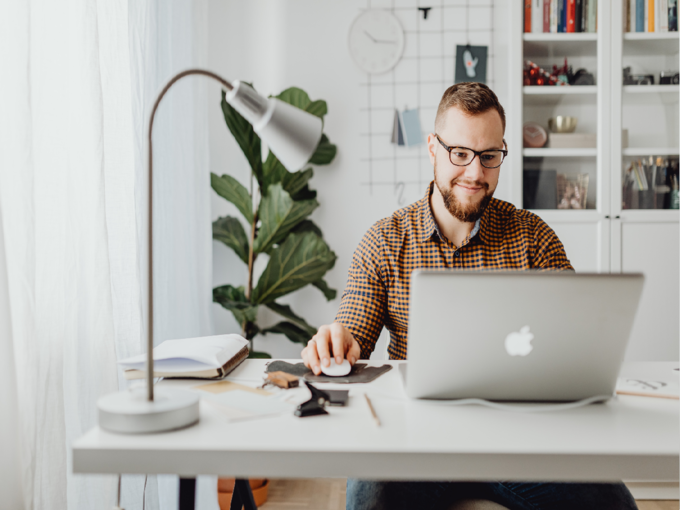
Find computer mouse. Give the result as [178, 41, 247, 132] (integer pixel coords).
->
[320, 358, 352, 377]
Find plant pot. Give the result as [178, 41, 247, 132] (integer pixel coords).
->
[217, 478, 269, 509]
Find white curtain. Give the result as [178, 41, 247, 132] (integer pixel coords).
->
[0, 0, 215, 509]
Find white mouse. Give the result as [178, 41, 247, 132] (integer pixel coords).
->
[320, 358, 352, 377]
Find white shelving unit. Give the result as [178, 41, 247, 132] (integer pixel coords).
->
[509, 0, 678, 362]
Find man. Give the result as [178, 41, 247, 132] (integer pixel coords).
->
[301, 83, 637, 510]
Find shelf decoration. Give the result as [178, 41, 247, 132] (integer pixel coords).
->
[455, 44, 488, 84]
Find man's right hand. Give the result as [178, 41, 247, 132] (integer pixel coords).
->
[301, 322, 361, 375]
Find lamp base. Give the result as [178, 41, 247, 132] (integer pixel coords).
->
[98, 387, 199, 434]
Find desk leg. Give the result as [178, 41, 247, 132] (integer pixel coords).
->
[178, 477, 196, 510]
[230, 479, 257, 510]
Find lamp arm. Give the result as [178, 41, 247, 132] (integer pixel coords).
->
[146, 69, 233, 401]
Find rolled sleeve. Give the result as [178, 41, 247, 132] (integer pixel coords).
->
[335, 225, 388, 359]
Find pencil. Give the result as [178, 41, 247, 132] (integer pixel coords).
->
[364, 393, 381, 427]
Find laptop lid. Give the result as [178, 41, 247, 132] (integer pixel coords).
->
[406, 270, 644, 401]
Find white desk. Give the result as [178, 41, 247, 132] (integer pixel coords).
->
[73, 361, 678, 505]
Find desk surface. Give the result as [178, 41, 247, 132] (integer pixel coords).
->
[73, 361, 679, 482]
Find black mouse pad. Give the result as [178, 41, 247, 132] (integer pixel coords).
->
[265, 361, 392, 384]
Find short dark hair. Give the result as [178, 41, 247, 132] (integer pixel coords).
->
[434, 82, 506, 133]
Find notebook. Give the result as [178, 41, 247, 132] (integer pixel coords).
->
[119, 334, 249, 380]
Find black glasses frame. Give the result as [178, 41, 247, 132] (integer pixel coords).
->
[435, 134, 508, 169]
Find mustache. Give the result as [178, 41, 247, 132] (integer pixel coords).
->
[451, 178, 489, 191]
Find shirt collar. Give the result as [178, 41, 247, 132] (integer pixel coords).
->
[418, 181, 484, 245]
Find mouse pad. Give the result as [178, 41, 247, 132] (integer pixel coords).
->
[265, 361, 392, 384]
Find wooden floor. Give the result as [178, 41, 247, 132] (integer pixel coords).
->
[260, 479, 677, 510]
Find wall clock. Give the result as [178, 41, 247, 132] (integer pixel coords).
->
[348, 9, 405, 75]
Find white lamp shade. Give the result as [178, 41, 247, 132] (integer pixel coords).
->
[226, 81, 323, 172]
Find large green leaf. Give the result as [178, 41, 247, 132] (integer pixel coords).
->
[212, 216, 249, 264]
[211, 173, 253, 223]
[309, 133, 337, 166]
[249, 350, 272, 359]
[265, 302, 317, 337]
[282, 167, 314, 198]
[220, 89, 263, 186]
[261, 151, 288, 195]
[312, 279, 337, 301]
[290, 219, 323, 238]
[213, 285, 258, 325]
[253, 183, 318, 254]
[276, 87, 311, 109]
[305, 100, 327, 118]
[261, 321, 314, 345]
[251, 232, 337, 304]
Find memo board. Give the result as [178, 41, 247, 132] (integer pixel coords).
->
[358, 0, 496, 207]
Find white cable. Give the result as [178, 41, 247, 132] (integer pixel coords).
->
[415, 395, 614, 413]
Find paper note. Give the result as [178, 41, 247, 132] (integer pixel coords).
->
[193, 380, 272, 396]
[202, 390, 293, 422]
[616, 378, 679, 400]
[391, 108, 422, 147]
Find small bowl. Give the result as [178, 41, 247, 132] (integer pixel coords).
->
[548, 116, 578, 133]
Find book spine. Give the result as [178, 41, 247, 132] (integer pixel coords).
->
[567, 0, 575, 31]
[637, 0, 645, 31]
[588, 0, 597, 31]
[525, 0, 532, 32]
[559, 0, 567, 32]
[544, 0, 551, 31]
[533, 0, 543, 32]
[645, 0, 649, 31]
[551, 0, 558, 31]
[630, 0, 636, 31]
[575, 0, 583, 31]
[660, 0, 668, 30]
[623, 0, 628, 31]
[670, 0, 678, 31]
[649, 0, 655, 31]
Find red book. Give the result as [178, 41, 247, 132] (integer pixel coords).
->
[544, 0, 551, 32]
[566, 0, 576, 32]
[525, 0, 532, 32]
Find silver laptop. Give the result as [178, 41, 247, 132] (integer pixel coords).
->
[403, 270, 644, 401]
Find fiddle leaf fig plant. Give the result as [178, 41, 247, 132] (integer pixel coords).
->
[212, 85, 338, 358]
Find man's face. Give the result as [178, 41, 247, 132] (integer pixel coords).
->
[427, 106, 505, 223]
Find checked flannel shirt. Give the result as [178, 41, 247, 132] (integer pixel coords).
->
[335, 182, 574, 360]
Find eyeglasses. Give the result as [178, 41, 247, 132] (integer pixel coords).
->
[435, 134, 508, 169]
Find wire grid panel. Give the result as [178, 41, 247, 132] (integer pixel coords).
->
[360, 0, 495, 206]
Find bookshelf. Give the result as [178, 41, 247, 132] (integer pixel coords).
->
[509, 0, 678, 362]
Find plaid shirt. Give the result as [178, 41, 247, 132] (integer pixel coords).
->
[335, 182, 573, 360]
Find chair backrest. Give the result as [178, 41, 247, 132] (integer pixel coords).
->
[0, 209, 25, 510]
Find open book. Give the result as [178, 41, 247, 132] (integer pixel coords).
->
[118, 334, 249, 380]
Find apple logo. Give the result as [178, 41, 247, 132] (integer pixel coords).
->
[504, 326, 534, 356]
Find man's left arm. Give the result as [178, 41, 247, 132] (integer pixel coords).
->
[532, 219, 575, 271]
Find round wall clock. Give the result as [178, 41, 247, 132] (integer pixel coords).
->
[348, 9, 405, 75]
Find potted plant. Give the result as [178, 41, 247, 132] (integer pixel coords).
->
[212, 85, 337, 508]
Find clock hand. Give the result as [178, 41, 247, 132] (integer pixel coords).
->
[363, 30, 396, 44]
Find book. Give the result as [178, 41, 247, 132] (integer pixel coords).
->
[548, 133, 597, 148]
[119, 334, 249, 380]
[525, 0, 532, 32]
[637, 0, 645, 31]
[567, 0, 576, 32]
[630, 0, 636, 31]
[551, 0, 559, 32]
[533, 0, 543, 32]
[577, 0, 585, 32]
[649, 0, 655, 31]
[560, 0, 567, 31]
[544, 0, 551, 31]
[670, 0, 678, 30]
[660, 0, 669, 30]
[588, 0, 597, 31]
[645, 0, 649, 31]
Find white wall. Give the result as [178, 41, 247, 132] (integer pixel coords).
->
[207, 0, 510, 358]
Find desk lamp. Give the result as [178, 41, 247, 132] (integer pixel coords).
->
[97, 69, 322, 433]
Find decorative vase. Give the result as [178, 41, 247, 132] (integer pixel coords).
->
[217, 478, 269, 509]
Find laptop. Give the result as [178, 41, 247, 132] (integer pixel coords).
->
[403, 270, 644, 401]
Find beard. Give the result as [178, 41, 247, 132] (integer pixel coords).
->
[434, 161, 494, 223]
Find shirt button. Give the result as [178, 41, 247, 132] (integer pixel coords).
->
[455, 251, 461, 258]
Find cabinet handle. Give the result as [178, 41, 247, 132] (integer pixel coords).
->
[614, 215, 621, 219]
[604, 215, 610, 219]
